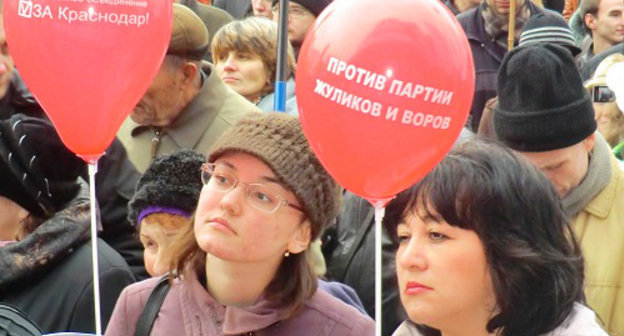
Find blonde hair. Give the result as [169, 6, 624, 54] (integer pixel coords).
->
[211, 17, 297, 97]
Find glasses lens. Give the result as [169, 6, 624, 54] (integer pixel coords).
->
[203, 164, 236, 192]
[247, 184, 281, 213]
[593, 86, 615, 103]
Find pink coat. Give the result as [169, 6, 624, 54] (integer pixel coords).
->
[105, 273, 375, 336]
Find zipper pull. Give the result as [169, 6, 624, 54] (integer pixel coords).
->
[151, 127, 162, 160]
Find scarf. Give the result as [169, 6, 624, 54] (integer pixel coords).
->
[481, 0, 531, 50]
[563, 133, 612, 217]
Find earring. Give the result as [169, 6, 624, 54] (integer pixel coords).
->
[284, 251, 290, 257]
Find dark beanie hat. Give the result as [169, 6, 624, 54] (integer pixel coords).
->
[207, 112, 342, 240]
[128, 149, 205, 227]
[272, 0, 332, 17]
[519, 11, 581, 56]
[493, 44, 596, 152]
[0, 114, 85, 218]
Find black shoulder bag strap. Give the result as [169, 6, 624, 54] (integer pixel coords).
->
[134, 275, 171, 336]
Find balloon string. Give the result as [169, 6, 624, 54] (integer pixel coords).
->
[374, 205, 385, 336]
[89, 162, 103, 336]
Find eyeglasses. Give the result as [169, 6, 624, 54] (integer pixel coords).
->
[592, 85, 616, 103]
[200, 163, 303, 214]
[271, 5, 310, 18]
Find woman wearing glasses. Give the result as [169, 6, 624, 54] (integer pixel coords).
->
[385, 140, 608, 336]
[584, 54, 624, 156]
[105, 113, 375, 336]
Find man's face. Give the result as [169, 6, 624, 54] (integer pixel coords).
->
[588, 0, 624, 46]
[516, 135, 595, 198]
[130, 57, 187, 127]
[0, 16, 15, 99]
[272, 2, 316, 46]
[252, 0, 274, 19]
[485, 0, 526, 17]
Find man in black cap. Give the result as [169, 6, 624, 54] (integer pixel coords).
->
[118, 4, 259, 173]
[271, 0, 332, 59]
[493, 43, 624, 334]
[457, 0, 545, 131]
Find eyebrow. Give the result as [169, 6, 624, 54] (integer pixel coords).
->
[218, 159, 291, 191]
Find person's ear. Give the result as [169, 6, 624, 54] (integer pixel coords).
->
[287, 220, 311, 254]
[181, 61, 200, 87]
[585, 13, 597, 31]
[583, 132, 596, 152]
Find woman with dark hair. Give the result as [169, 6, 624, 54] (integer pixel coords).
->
[105, 113, 374, 336]
[384, 140, 607, 336]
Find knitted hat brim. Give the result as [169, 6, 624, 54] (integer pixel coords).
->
[493, 93, 597, 152]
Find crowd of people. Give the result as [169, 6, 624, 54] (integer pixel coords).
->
[0, 0, 623, 335]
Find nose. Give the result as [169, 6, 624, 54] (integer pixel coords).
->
[223, 54, 237, 72]
[218, 181, 245, 215]
[396, 236, 428, 271]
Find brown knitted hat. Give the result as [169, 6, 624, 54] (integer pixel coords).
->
[168, 4, 209, 60]
[207, 113, 342, 239]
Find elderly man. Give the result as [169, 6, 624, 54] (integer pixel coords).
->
[118, 4, 259, 173]
[493, 43, 624, 335]
[457, 0, 544, 131]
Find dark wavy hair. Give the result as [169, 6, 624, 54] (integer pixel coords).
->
[384, 139, 585, 336]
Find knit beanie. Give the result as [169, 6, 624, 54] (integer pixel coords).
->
[272, 0, 332, 17]
[493, 44, 596, 152]
[519, 11, 581, 56]
[128, 149, 205, 227]
[207, 113, 342, 239]
[0, 114, 85, 218]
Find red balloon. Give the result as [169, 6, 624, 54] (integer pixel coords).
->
[296, 0, 474, 206]
[3, 0, 172, 162]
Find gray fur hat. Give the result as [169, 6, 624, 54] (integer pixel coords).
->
[128, 149, 205, 227]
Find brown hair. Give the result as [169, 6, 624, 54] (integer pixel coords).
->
[168, 215, 317, 320]
[579, 0, 601, 34]
[211, 17, 297, 97]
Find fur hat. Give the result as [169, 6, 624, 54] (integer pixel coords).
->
[128, 149, 205, 227]
[167, 4, 210, 60]
[0, 114, 85, 218]
[493, 44, 596, 152]
[207, 112, 341, 239]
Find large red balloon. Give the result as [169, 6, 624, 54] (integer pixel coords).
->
[297, 0, 474, 206]
[3, 0, 172, 162]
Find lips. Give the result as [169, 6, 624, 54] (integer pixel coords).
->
[405, 281, 433, 295]
[222, 76, 239, 83]
[208, 217, 236, 235]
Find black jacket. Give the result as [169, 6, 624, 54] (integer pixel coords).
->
[323, 191, 405, 336]
[457, 2, 544, 131]
[0, 189, 136, 333]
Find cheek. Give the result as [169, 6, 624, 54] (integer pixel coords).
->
[144, 251, 156, 277]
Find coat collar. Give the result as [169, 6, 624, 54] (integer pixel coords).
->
[222, 295, 285, 335]
[581, 154, 622, 219]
